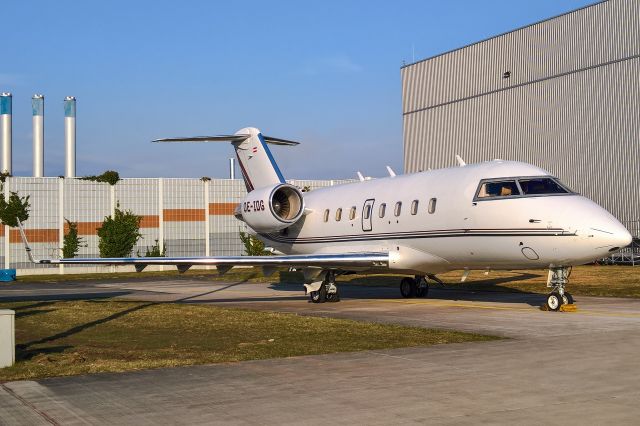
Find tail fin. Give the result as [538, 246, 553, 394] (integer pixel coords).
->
[154, 127, 298, 192]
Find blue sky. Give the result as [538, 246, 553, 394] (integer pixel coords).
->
[3, 0, 596, 179]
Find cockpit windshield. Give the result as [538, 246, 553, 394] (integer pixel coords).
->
[475, 177, 571, 200]
[518, 178, 568, 195]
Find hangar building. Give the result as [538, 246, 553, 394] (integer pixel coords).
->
[401, 0, 639, 233]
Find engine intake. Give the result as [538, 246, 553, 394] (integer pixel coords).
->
[239, 184, 305, 232]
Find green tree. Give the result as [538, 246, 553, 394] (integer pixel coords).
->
[239, 229, 271, 256]
[97, 205, 142, 257]
[0, 186, 30, 227]
[81, 170, 120, 185]
[62, 219, 85, 258]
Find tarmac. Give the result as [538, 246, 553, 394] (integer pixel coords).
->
[1, 277, 640, 425]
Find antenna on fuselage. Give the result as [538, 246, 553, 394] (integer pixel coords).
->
[386, 166, 396, 177]
[455, 154, 466, 167]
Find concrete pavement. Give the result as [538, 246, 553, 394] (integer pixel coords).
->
[1, 277, 640, 424]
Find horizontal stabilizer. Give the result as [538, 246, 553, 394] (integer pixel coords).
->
[153, 135, 299, 146]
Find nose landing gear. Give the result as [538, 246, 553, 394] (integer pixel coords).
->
[545, 267, 574, 311]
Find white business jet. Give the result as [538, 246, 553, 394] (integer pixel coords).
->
[18, 127, 632, 311]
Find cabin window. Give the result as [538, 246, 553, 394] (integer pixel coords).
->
[477, 180, 520, 198]
[335, 208, 342, 221]
[394, 202, 402, 217]
[379, 203, 386, 218]
[428, 198, 437, 214]
[411, 200, 419, 215]
[349, 206, 356, 220]
[518, 178, 569, 195]
[323, 209, 329, 222]
[364, 204, 371, 220]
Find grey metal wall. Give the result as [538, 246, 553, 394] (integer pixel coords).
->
[402, 0, 640, 226]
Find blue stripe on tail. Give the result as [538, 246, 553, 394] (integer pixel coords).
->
[258, 133, 285, 183]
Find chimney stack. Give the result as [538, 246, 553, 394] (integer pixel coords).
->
[0, 93, 11, 174]
[32, 94, 44, 177]
[64, 96, 76, 177]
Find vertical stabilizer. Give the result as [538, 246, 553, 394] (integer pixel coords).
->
[231, 127, 285, 191]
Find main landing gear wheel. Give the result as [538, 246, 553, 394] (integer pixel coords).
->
[310, 283, 327, 304]
[309, 271, 340, 303]
[400, 276, 429, 298]
[416, 285, 428, 298]
[400, 277, 416, 298]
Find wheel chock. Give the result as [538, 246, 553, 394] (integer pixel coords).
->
[539, 303, 578, 312]
[560, 304, 577, 312]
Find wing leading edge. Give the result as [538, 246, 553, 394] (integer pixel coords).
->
[18, 220, 387, 272]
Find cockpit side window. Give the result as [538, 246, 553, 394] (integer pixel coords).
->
[477, 180, 520, 198]
[519, 178, 569, 195]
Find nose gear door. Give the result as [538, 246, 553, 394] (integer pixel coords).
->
[362, 199, 375, 232]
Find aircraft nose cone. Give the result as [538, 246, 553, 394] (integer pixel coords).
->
[595, 220, 633, 253]
[616, 228, 633, 249]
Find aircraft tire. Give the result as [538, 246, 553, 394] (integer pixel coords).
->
[546, 292, 561, 311]
[416, 284, 428, 298]
[562, 292, 574, 305]
[326, 290, 340, 303]
[400, 277, 416, 298]
[310, 284, 327, 303]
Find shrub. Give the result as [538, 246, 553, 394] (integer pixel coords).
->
[239, 229, 271, 256]
[138, 239, 166, 257]
[0, 186, 30, 227]
[97, 205, 142, 258]
[63, 219, 85, 258]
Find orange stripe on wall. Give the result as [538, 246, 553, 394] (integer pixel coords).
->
[139, 215, 159, 228]
[163, 209, 205, 222]
[10, 229, 58, 243]
[209, 202, 238, 215]
[64, 222, 102, 236]
[0, 226, 4, 237]
[62, 215, 159, 236]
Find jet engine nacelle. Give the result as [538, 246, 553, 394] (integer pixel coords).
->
[238, 183, 305, 232]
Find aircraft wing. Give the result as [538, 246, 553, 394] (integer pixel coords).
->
[17, 220, 387, 273]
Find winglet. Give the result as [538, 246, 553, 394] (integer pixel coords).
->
[356, 171, 365, 182]
[455, 155, 466, 167]
[386, 166, 397, 177]
[16, 219, 37, 264]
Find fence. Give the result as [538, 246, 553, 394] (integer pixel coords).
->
[0, 177, 351, 275]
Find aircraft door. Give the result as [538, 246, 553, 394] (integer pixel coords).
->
[362, 199, 375, 232]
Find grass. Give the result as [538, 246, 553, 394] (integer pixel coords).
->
[339, 265, 640, 298]
[0, 300, 496, 381]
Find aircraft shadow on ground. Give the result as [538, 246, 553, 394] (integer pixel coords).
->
[12, 280, 253, 360]
[263, 272, 546, 307]
[0, 291, 133, 304]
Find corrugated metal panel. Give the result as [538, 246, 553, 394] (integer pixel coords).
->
[403, 57, 640, 223]
[401, 0, 640, 114]
[402, 0, 640, 228]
